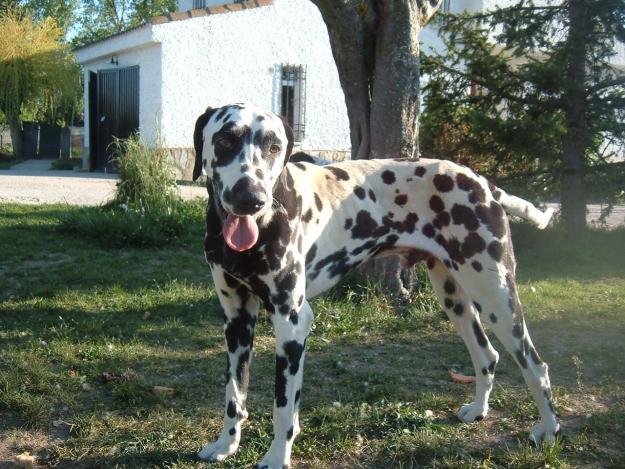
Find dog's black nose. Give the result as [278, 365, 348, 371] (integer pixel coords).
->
[230, 177, 267, 215]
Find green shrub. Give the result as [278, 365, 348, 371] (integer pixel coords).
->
[59, 135, 206, 247]
[111, 134, 180, 213]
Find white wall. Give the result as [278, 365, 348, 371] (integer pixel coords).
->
[155, 0, 350, 150]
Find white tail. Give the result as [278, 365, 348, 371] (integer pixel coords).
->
[497, 189, 554, 229]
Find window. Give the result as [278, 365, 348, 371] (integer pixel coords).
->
[280, 64, 306, 142]
[441, 0, 451, 13]
[193, 0, 205, 8]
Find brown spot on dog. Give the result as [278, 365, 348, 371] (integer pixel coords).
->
[433, 174, 454, 192]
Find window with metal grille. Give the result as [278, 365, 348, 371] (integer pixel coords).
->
[441, 0, 451, 13]
[280, 64, 306, 142]
[192, 0, 205, 8]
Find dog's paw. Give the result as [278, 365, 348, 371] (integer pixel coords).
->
[529, 421, 561, 447]
[197, 435, 239, 462]
[456, 402, 488, 423]
[255, 440, 290, 469]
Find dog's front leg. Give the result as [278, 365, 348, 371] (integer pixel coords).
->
[198, 267, 259, 462]
[256, 299, 313, 469]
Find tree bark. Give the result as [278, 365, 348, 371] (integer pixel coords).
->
[561, 0, 588, 234]
[7, 112, 23, 160]
[311, 0, 441, 301]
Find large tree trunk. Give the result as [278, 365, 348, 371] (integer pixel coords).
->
[311, 0, 441, 301]
[7, 112, 23, 160]
[561, 0, 588, 234]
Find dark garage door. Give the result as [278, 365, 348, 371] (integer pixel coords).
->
[91, 66, 139, 170]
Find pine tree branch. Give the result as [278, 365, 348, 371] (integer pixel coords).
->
[587, 75, 625, 95]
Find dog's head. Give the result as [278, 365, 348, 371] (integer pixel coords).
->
[193, 104, 294, 252]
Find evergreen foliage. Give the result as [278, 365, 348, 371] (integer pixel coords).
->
[421, 0, 625, 214]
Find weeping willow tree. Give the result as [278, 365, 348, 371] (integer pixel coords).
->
[0, 7, 80, 159]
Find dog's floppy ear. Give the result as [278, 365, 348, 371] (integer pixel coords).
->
[278, 115, 294, 161]
[193, 107, 217, 181]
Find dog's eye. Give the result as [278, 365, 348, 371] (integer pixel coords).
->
[217, 137, 234, 149]
[269, 144, 281, 154]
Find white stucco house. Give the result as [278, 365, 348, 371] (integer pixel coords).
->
[74, 0, 625, 176]
[74, 0, 351, 177]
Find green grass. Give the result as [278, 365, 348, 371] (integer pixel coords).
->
[1, 204, 624, 468]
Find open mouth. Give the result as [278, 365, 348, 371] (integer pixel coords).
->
[215, 197, 260, 252]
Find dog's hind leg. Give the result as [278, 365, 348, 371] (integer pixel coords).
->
[469, 267, 560, 445]
[256, 299, 313, 469]
[427, 259, 500, 423]
[198, 266, 259, 462]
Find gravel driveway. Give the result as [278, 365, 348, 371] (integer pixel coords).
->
[0, 159, 206, 206]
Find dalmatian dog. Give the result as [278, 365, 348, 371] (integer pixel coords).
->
[193, 104, 559, 468]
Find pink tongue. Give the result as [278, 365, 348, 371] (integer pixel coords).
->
[223, 214, 259, 252]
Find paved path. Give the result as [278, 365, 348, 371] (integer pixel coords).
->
[0, 159, 205, 206]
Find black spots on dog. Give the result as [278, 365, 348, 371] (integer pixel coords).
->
[293, 162, 307, 171]
[471, 260, 483, 272]
[461, 232, 486, 259]
[381, 170, 396, 185]
[415, 166, 426, 177]
[229, 427, 236, 436]
[236, 349, 250, 386]
[444, 259, 452, 269]
[451, 204, 479, 231]
[515, 349, 528, 368]
[512, 323, 524, 338]
[473, 301, 482, 313]
[475, 202, 506, 238]
[305, 243, 317, 267]
[255, 168, 264, 180]
[457, 173, 486, 204]
[433, 174, 454, 192]
[368, 189, 377, 202]
[220, 289, 230, 297]
[352, 210, 378, 239]
[227, 400, 237, 418]
[444, 298, 454, 309]
[404, 248, 429, 267]
[395, 194, 408, 206]
[436, 235, 466, 266]
[488, 360, 497, 373]
[473, 320, 488, 347]
[427, 257, 436, 270]
[225, 311, 254, 354]
[489, 313, 498, 323]
[434, 211, 451, 230]
[302, 208, 313, 223]
[241, 164, 250, 173]
[444, 279, 456, 295]
[289, 311, 299, 325]
[287, 426, 294, 441]
[216, 107, 230, 122]
[314, 193, 323, 211]
[453, 303, 464, 315]
[429, 195, 445, 213]
[422, 223, 436, 238]
[283, 340, 305, 375]
[481, 367, 489, 376]
[290, 152, 315, 164]
[487, 240, 503, 261]
[326, 166, 350, 181]
[530, 347, 543, 365]
[275, 355, 288, 407]
[294, 389, 301, 405]
[354, 186, 366, 199]
[344, 218, 353, 230]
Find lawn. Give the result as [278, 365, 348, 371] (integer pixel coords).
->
[1, 203, 624, 468]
